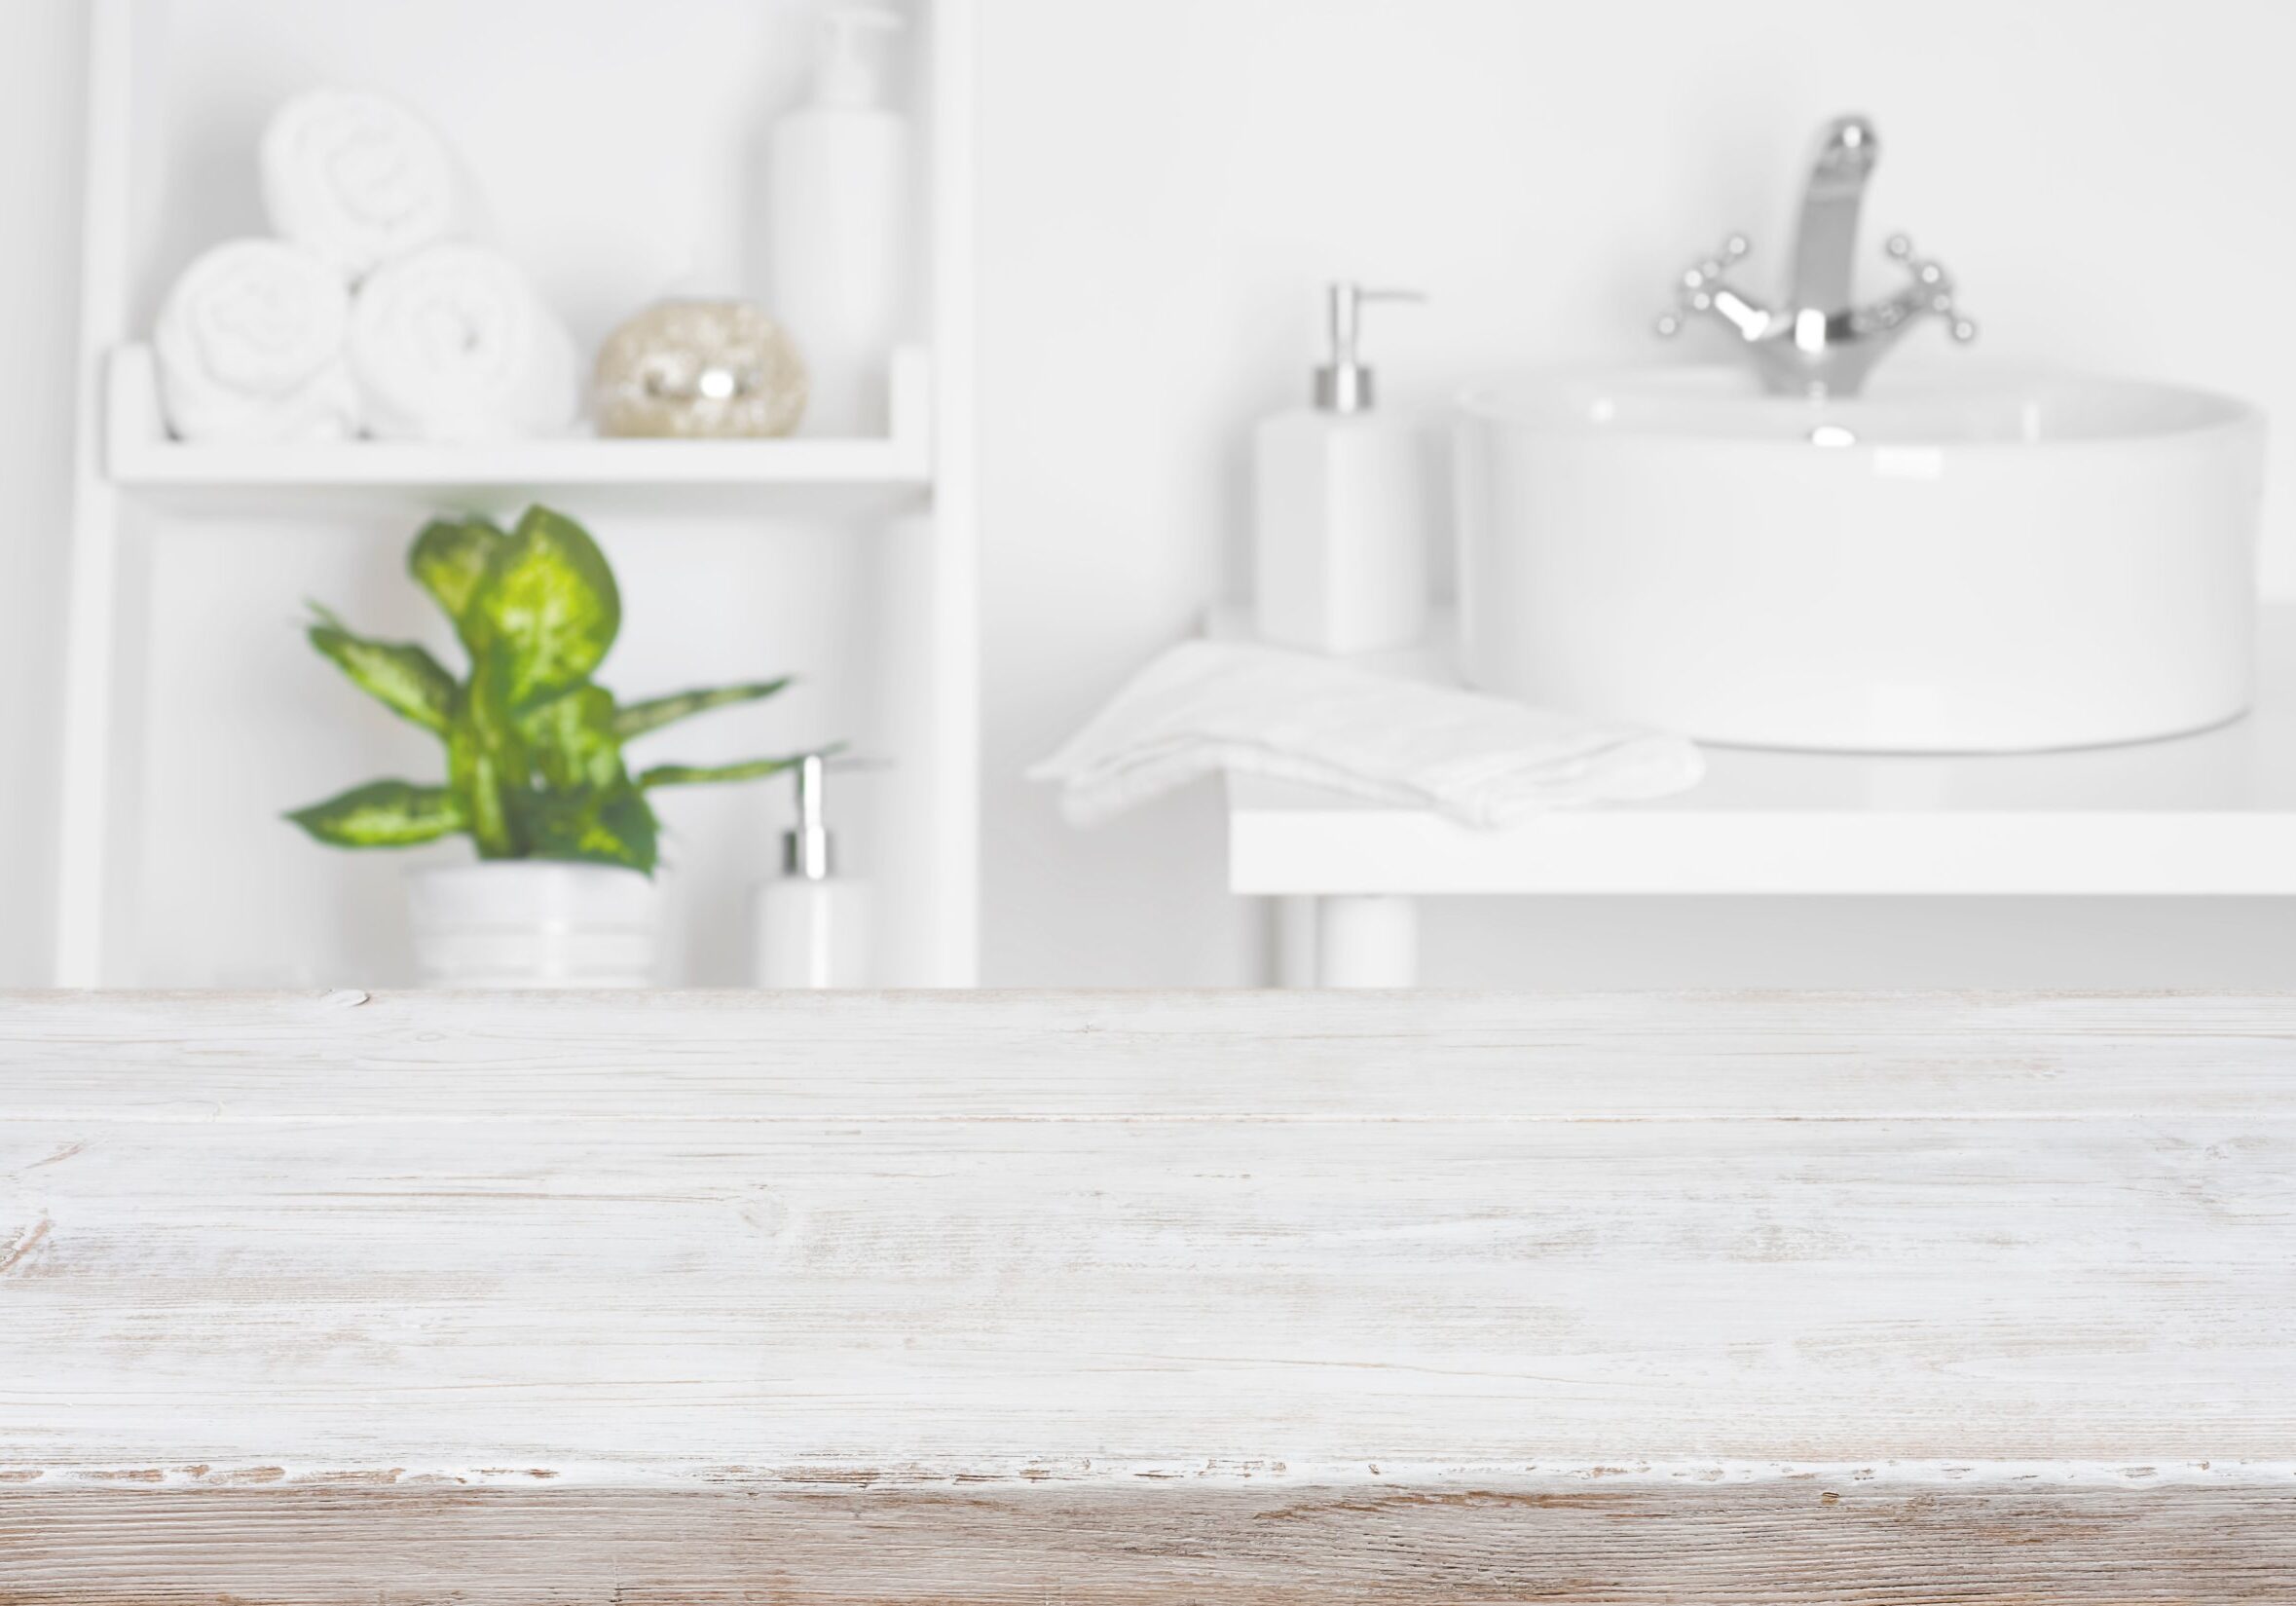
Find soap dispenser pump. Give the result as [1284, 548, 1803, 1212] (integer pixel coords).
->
[749, 754, 874, 990]
[1315, 282, 1420, 413]
[1252, 282, 1434, 655]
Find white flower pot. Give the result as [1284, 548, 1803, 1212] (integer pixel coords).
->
[407, 863, 664, 990]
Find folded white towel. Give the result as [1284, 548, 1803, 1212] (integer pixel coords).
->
[152, 239, 358, 443]
[1030, 640, 1704, 828]
[347, 243, 579, 442]
[261, 89, 463, 280]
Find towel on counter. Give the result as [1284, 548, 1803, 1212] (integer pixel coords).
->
[152, 239, 359, 442]
[347, 243, 579, 442]
[261, 89, 464, 280]
[1031, 640, 1704, 828]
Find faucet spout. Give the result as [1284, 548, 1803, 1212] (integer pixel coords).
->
[1790, 115, 1879, 317]
[1653, 114, 1975, 396]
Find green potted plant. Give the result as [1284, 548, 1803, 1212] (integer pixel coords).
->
[289, 504, 813, 988]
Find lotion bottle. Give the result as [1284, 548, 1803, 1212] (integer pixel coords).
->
[749, 755, 874, 990]
[1252, 283, 1433, 654]
[767, 4, 910, 437]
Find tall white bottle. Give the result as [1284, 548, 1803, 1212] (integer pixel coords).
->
[1253, 283, 1434, 655]
[768, 4, 911, 438]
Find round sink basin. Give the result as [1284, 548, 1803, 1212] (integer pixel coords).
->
[1454, 366, 2267, 753]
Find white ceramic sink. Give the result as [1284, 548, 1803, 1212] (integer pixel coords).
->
[1454, 367, 2267, 753]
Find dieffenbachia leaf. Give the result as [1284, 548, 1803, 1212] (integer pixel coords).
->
[408, 515, 507, 654]
[472, 506, 621, 708]
[286, 781, 465, 847]
[307, 615, 458, 734]
[448, 665, 532, 860]
[638, 754, 811, 790]
[521, 685, 628, 793]
[613, 678, 795, 743]
[525, 779, 660, 874]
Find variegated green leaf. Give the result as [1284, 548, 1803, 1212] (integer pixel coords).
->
[613, 678, 795, 743]
[448, 680, 531, 860]
[638, 754, 810, 790]
[286, 781, 465, 847]
[521, 686, 628, 793]
[526, 780, 659, 874]
[307, 616, 458, 734]
[408, 515, 506, 653]
[475, 506, 620, 708]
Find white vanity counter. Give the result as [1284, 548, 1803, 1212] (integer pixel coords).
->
[1226, 605, 2296, 983]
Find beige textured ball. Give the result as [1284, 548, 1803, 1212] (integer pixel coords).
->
[592, 299, 809, 438]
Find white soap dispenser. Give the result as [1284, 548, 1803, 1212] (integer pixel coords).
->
[749, 755, 874, 990]
[767, 4, 911, 437]
[1252, 283, 1434, 655]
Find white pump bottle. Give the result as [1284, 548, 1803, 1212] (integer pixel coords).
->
[1252, 283, 1434, 655]
[749, 755, 874, 990]
[767, 4, 911, 437]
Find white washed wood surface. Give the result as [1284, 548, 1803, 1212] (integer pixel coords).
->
[3, 990, 2294, 1475]
[3, 990, 2294, 1602]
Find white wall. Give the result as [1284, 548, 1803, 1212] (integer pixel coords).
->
[3, 0, 2292, 987]
[977, 0, 2296, 987]
[0, 1, 85, 986]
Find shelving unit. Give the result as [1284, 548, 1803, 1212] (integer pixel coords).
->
[104, 344, 937, 510]
[1222, 606, 2296, 986]
[55, 0, 978, 989]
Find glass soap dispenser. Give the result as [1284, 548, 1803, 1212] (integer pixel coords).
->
[749, 754, 873, 990]
[1252, 282, 1434, 654]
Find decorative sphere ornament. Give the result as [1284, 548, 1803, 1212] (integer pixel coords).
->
[592, 299, 808, 438]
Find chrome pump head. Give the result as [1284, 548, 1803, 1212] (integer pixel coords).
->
[1314, 282, 1426, 414]
[783, 754, 833, 881]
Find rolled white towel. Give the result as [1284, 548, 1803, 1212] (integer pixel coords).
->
[347, 243, 580, 442]
[261, 89, 463, 280]
[1030, 640, 1705, 828]
[152, 239, 358, 443]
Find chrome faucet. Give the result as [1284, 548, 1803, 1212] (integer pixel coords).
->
[1655, 115, 1978, 397]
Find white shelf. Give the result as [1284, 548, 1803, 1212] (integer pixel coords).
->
[103, 343, 935, 513]
[1227, 604, 2296, 897]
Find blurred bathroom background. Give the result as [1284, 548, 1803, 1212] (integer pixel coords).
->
[2, 0, 2290, 989]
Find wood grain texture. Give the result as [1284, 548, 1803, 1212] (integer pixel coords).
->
[3, 990, 2293, 1600]
[7, 1482, 2296, 1605]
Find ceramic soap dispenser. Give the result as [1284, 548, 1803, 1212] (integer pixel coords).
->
[1252, 282, 1434, 654]
[749, 754, 874, 990]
